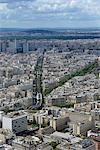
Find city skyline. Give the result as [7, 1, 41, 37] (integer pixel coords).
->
[0, 0, 100, 28]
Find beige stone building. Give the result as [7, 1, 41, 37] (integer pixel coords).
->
[73, 116, 95, 136]
[50, 116, 69, 131]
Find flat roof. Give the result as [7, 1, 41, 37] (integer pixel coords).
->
[4, 111, 27, 119]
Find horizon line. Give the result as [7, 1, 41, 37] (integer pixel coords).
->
[0, 27, 100, 29]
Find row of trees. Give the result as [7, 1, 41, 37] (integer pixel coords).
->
[44, 60, 98, 96]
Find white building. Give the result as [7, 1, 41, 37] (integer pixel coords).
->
[2, 111, 27, 134]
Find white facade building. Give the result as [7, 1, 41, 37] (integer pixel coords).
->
[2, 112, 27, 134]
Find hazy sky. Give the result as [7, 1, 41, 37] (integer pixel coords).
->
[0, 0, 100, 28]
